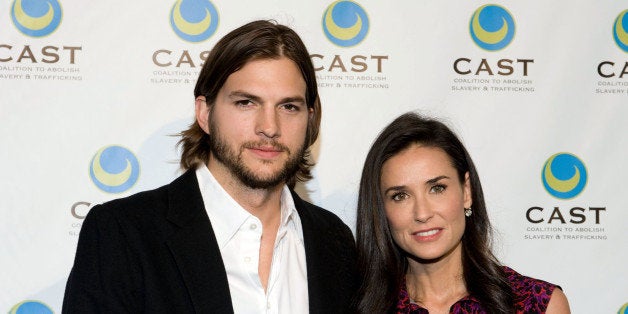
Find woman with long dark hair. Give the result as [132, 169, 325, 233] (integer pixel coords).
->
[355, 112, 570, 313]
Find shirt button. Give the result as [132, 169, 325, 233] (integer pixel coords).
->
[250, 224, 257, 230]
[244, 257, 251, 263]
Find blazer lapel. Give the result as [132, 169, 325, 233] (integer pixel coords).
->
[293, 190, 358, 314]
[292, 191, 327, 314]
[165, 170, 234, 313]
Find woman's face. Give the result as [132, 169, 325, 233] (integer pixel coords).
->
[380, 144, 471, 262]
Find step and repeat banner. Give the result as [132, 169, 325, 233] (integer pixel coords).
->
[1, 0, 627, 313]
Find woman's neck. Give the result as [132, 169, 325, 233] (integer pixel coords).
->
[405, 245, 468, 312]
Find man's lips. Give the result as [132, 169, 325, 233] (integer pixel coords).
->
[248, 146, 284, 158]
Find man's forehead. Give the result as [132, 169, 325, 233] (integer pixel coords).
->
[220, 58, 306, 92]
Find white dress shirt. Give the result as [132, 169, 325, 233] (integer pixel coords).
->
[195, 165, 309, 313]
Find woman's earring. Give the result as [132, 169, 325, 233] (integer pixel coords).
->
[464, 208, 472, 217]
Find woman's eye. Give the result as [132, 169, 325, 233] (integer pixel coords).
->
[391, 192, 408, 201]
[430, 184, 446, 194]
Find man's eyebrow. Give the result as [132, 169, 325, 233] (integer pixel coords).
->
[279, 96, 306, 104]
[228, 91, 262, 103]
[229, 90, 306, 105]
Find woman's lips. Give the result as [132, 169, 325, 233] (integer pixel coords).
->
[412, 228, 443, 241]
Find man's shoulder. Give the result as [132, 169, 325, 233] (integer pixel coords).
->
[87, 170, 197, 222]
[84, 185, 169, 231]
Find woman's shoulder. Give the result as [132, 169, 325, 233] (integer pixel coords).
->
[503, 266, 558, 313]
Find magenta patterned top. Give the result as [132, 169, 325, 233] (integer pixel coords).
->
[395, 266, 558, 313]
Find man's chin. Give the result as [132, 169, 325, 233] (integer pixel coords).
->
[236, 165, 288, 189]
[238, 174, 285, 190]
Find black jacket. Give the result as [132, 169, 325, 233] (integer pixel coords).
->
[63, 170, 358, 313]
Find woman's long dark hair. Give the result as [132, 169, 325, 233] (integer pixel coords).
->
[355, 112, 514, 313]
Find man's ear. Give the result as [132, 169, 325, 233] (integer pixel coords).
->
[195, 96, 210, 134]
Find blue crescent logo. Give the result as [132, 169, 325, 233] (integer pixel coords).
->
[89, 145, 140, 193]
[10, 300, 53, 314]
[11, 0, 62, 37]
[541, 153, 587, 199]
[613, 10, 628, 53]
[170, 0, 219, 42]
[322, 0, 369, 47]
[469, 4, 515, 51]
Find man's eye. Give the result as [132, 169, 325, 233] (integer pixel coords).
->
[235, 99, 253, 106]
[281, 103, 300, 112]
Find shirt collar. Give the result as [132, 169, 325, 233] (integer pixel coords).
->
[278, 185, 300, 242]
[195, 164, 300, 248]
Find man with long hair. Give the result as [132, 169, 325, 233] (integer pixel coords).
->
[63, 20, 357, 313]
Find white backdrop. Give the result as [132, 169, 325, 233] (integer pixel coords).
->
[1, 0, 627, 313]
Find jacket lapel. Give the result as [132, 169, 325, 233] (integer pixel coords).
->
[164, 170, 234, 313]
[294, 190, 359, 314]
[292, 191, 326, 314]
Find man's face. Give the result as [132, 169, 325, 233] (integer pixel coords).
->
[196, 57, 311, 189]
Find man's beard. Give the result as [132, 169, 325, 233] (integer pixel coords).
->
[208, 123, 305, 189]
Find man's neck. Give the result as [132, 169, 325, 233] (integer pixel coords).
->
[204, 160, 286, 292]
[206, 161, 284, 223]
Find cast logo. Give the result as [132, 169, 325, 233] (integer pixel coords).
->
[526, 152, 604, 225]
[10, 300, 53, 314]
[170, 0, 219, 43]
[469, 4, 515, 51]
[312, 0, 388, 83]
[453, 4, 533, 79]
[89, 145, 140, 193]
[11, 0, 62, 37]
[596, 10, 628, 79]
[619, 303, 628, 314]
[541, 153, 587, 199]
[322, 0, 369, 47]
[613, 9, 628, 53]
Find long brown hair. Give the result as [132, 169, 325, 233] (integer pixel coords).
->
[355, 112, 514, 313]
[178, 20, 321, 187]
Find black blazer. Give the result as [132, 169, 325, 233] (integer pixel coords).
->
[62, 170, 358, 313]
